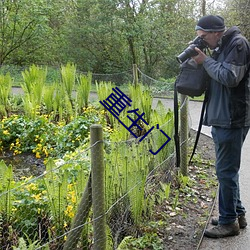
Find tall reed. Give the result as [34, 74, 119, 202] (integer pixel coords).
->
[96, 81, 116, 127]
[52, 82, 73, 122]
[105, 136, 152, 226]
[0, 73, 12, 116]
[76, 72, 92, 112]
[21, 65, 47, 118]
[0, 160, 14, 222]
[61, 63, 76, 102]
[149, 100, 174, 162]
[129, 83, 152, 124]
[43, 84, 56, 114]
[43, 159, 68, 233]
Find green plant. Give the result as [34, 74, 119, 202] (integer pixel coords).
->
[172, 190, 180, 210]
[76, 72, 92, 110]
[149, 100, 174, 162]
[96, 81, 116, 127]
[105, 136, 156, 241]
[21, 65, 47, 118]
[0, 73, 12, 116]
[0, 107, 101, 158]
[158, 182, 171, 203]
[43, 84, 56, 114]
[12, 176, 49, 241]
[0, 81, 179, 248]
[0, 161, 15, 222]
[60, 62, 76, 102]
[178, 173, 191, 189]
[117, 233, 163, 250]
[13, 233, 49, 250]
[129, 83, 152, 124]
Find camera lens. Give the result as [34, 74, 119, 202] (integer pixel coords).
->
[176, 44, 198, 63]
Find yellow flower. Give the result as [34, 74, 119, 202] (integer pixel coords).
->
[26, 183, 37, 191]
[71, 195, 76, 204]
[43, 147, 49, 157]
[32, 193, 42, 201]
[12, 207, 17, 212]
[3, 130, 9, 135]
[65, 205, 74, 218]
[36, 152, 41, 159]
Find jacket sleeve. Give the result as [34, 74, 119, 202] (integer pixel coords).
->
[203, 38, 250, 88]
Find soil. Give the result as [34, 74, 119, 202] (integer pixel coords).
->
[158, 130, 217, 250]
[0, 152, 45, 180]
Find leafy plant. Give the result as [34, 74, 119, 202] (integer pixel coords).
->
[96, 81, 116, 127]
[60, 62, 76, 102]
[0, 161, 15, 222]
[42, 159, 69, 247]
[129, 83, 152, 124]
[0, 73, 12, 117]
[13, 236, 43, 250]
[76, 72, 92, 111]
[12, 176, 49, 241]
[117, 233, 163, 250]
[158, 182, 171, 203]
[21, 65, 47, 118]
[43, 84, 56, 114]
[149, 100, 174, 162]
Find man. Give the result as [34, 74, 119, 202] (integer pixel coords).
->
[192, 15, 250, 238]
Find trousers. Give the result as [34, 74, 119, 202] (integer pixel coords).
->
[211, 126, 249, 225]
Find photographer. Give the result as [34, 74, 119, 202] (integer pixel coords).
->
[192, 15, 250, 238]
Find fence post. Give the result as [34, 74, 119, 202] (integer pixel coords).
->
[133, 64, 138, 85]
[91, 124, 106, 250]
[63, 175, 92, 250]
[180, 94, 189, 176]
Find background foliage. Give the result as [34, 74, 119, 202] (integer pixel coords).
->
[1, 0, 248, 80]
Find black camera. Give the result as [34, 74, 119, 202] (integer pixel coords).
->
[176, 36, 208, 63]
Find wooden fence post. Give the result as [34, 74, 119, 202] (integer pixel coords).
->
[63, 175, 92, 250]
[133, 64, 138, 85]
[91, 124, 106, 250]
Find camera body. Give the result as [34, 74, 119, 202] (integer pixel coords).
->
[176, 36, 208, 64]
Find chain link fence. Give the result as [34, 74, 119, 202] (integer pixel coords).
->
[0, 65, 190, 249]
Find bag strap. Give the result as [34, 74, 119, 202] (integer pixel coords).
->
[174, 80, 208, 168]
[174, 80, 181, 168]
[189, 91, 208, 164]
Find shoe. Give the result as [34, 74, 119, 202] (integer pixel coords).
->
[211, 214, 247, 229]
[204, 222, 240, 238]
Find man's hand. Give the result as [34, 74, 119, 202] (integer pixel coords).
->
[192, 47, 207, 64]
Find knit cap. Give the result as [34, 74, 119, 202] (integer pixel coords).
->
[195, 15, 225, 32]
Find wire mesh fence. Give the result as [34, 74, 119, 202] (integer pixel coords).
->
[0, 65, 190, 249]
[0, 125, 177, 249]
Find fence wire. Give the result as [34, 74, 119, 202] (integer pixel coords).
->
[0, 67, 191, 249]
[0, 133, 177, 249]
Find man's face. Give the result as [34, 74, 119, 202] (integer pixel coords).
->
[196, 30, 222, 49]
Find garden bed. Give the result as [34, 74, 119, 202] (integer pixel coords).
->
[0, 129, 217, 250]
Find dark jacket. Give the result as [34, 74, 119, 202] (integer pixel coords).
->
[203, 26, 250, 128]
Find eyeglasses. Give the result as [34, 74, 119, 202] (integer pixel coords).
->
[198, 32, 214, 40]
